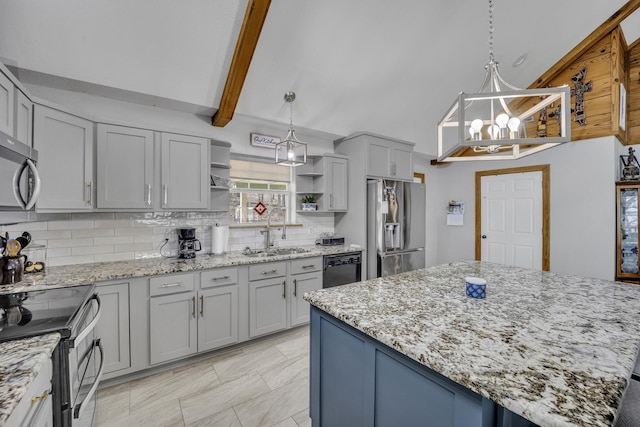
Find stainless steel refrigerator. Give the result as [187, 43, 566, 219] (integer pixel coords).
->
[367, 179, 426, 279]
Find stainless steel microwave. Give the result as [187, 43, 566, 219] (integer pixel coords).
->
[0, 129, 41, 213]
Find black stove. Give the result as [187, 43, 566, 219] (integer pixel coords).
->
[0, 284, 94, 342]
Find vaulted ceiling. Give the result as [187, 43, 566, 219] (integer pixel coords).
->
[1, 0, 639, 156]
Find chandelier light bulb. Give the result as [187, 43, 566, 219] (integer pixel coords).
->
[495, 113, 509, 128]
[489, 124, 500, 140]
[470, 119, 484, 141]
[507, 117, 521, 139]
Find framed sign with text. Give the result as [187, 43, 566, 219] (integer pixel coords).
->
[250, 133, 280, 149]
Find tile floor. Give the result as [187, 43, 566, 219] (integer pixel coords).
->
[97, 326, 311, 427]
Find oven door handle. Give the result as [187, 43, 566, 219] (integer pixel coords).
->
[74, 294, 102, 346]
[73, 339, 104, 420]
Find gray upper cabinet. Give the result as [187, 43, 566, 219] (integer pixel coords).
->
[33, 105, 94, 211]
[366, 137, 414, 181]
[326, 156, 348, 211]
[96, 124, 154, 209]
[295, 154, 348, 213]
[161, 133, 209, 210]
[97, 126, 211, 211]
[0, 71, 14, 136]
[14, 89, 32, 146]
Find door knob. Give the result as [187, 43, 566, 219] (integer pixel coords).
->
[481, 235, 487, 239]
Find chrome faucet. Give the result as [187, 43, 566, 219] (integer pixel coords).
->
[262, 207, 287, 249]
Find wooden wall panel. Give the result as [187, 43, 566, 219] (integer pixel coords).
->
[629, 40, 640, 143]
[526, 28, 630, 144]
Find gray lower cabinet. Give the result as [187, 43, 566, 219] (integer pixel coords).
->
[95, 282, 131, 375]
[249, 262, 288, 338]
[149, 290, 198, 365]
[198, 267, 240, 352]
[290, 257, 322, 326]
[33, 105, 94, 211]
[149, 269, 240, 365]
[5, 357, 53, 427]
[149, 273, 198, 365]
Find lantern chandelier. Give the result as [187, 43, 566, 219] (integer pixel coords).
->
[276, 91, 307, 166]
[437, 0, 571, 162]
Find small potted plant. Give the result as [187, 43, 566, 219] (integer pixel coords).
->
[301, 195, 317, 211]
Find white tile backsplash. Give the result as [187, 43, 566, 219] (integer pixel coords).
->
[3, 211, 335, 267]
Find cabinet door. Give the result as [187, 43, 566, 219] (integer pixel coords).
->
[249, 277, 287, 338]
[198, 285, 239, 352]
[33, 106, 94, 210]
[290, 271, 322, 326]
[15, 89, 32, 145]
[0, 71, 14, 136]
[95, 282, 131, 375]
[160, 133, 209, 209]
[617, 184, 640, 280]
[149, 291, 198, 364]
[392, 146, 414, 181]
[367, 141, 392, 178]
[5, 358, 52, 427]
[96, 124, 154, 209]
[327, 157, 348, 211]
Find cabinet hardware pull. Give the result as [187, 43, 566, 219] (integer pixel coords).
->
[302, 264, 315, 269]
[31, 391, 50, 404]
[146, 183, 152, 206]
[161, 282, 183, 288]
[86, 181, 93, 205]
[192, 296, 196, 318]
[163, 184, 168, 206]
[200, 295, 204, 317]
[293, 279, 297, 296]
[211, 275, 230, 280]
[261, 269, 278, 275]
[282, 280, 286, 298]
[330, 194, 333, 208]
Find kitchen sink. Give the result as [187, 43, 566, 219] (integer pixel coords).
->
[242, 247, 312, 257]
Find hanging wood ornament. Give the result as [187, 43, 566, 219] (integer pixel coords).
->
[570, 67, 592, 126]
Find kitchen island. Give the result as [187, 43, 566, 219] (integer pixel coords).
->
[304, 260, 640, 427]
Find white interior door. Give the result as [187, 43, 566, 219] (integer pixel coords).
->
[481, 171, 542, 269]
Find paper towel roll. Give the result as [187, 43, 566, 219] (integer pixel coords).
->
[212, 224, 229, 255]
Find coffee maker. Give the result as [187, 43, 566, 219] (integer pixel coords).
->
[177, 228, 201, 259]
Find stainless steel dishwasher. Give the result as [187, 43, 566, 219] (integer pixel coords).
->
[323, 252, 362, 288]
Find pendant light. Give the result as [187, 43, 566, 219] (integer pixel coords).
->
[437, 0, 571, 162]
[276, 91, 307, 166]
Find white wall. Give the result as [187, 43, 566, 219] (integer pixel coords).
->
[424, 136, 619, 281]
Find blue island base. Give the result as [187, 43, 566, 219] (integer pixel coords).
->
[310, 307, 538, 427]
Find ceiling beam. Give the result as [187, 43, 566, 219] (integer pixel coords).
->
[212, 0, 271, 127]
[531, 0, 640, 88]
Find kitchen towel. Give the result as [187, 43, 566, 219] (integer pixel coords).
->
[212, 224, 229, 255]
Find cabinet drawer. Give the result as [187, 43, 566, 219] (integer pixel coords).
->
[201, 267, 238, 288]
[249, 262, 286, 281]
[291, 256, 322, 275]
[149, 273, 195, 296]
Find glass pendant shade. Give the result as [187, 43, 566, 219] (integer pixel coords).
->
[275, 128, 307, 166]
[276, 91, 307, 167]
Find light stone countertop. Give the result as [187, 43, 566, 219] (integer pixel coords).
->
[303, 260, 640, 427]
[0, 244, 362, 294]
[0, 333, 60, 427]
